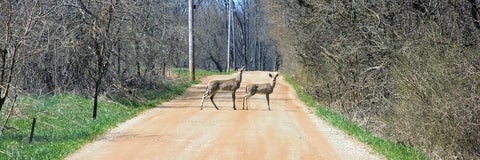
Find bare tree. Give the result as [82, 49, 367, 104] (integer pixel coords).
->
[74, 0, 116, 119]
[0, 1, 45, 111]
[260, 0, 480, 159]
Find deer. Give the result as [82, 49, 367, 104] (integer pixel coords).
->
[200, 66, 245, 110]
[242, 73, 279, 111]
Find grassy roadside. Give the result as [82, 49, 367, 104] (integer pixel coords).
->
[0, 69, 226, 160]
[283, 74, 428, 160]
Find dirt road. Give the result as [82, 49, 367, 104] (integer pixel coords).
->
[66, 71, 382, 160]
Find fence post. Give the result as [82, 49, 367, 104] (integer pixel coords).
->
[29, 118, 36, 143]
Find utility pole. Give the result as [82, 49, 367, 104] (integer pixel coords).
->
[226, 0, 232, 72]
[188, 0, 195, 81]
[232, 4, 236, 69]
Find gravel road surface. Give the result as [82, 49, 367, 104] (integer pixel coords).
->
[66, 71, 383, 160]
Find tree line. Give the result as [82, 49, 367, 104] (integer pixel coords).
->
[260, 0, 480, 159]
[0, 1, 277, 107]
[193, 0, 280, 72]
[0, 0, 279, 125]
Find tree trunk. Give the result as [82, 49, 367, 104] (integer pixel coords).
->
[92, 41, 103, 120]
[93, 78, 100, 119]
[209, 54, 223, 72]
[469, 0, 480, 29]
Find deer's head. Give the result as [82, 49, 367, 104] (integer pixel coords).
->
[269, 73, 279, 85]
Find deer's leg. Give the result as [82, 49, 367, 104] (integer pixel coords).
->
[200, 91, 210, 110]
[243, 93, 254, 110]
[266, 94, 271, 111]
[242, 95, 246, 110]
[242, 89, 247, 110]
[210, 92, 219, 110]
[232, 92, 237, 110]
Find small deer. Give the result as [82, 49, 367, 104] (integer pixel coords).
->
[243, 73, 279, 111]
[200, 66, 245, 110]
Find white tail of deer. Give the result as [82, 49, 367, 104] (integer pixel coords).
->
[200, 66, 245, 110]
[243, 73, 279, 111]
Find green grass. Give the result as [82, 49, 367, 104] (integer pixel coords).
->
[1, 94, 140, 159]
[0, 68, 222, 160]
[283, 74, 428, 160]
[173, 68, 234, 83]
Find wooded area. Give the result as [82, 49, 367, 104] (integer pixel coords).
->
[0, 0, 278, 138]
[260, 0, 480, 159]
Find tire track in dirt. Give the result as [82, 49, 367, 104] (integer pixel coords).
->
[66, 71, 383, 160]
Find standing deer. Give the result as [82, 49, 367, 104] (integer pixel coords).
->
[243, 73, 279, 111]
[200, 66, 245, 110]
